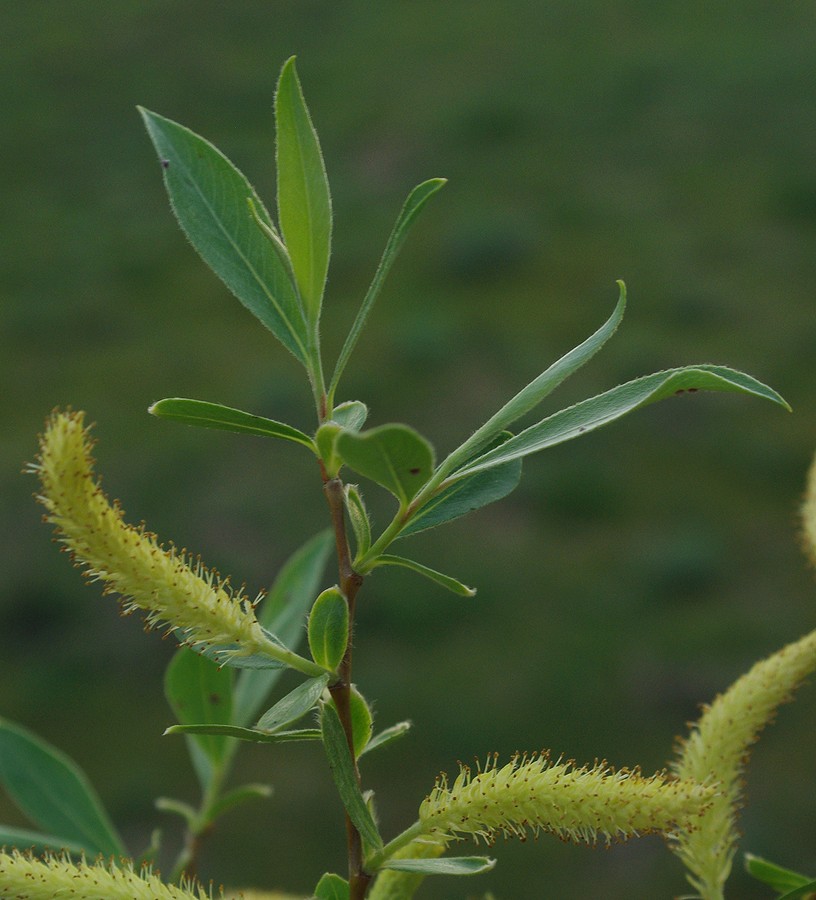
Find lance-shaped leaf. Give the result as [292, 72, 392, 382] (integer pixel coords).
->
[139, 107, 310, 365]
[276, 57, 332, 325]
[400, 432, 522, 537]
[337, 424, 435, 507]
[165, 724, 321, 743]
[149, 398, 317, 453]
[435, 282, 626, 481]
[454, 365, 790, 479]
[359, 721, 412, 759]
[165, 647, 234, 785]
[0, 825, 87, 856]
[380, 856, 496, 876]
[255, 674, 330, 733]
[308, 588, 349, 672]
[375, 555, 476, 597]
[234, 531, 334, 727]
[320, 702, 383, 850]
[330, 178, 447, 396]
[744, 854, 814, 895]
[0, 718, 125, 858]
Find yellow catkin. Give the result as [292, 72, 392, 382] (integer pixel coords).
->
[418, 751, 713, 847]
[30, 410, 279, 663]
[671, 628, 816, 899]
[0, 851, 214, 899]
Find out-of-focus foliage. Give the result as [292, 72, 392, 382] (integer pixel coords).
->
[2, 3, 815, 898]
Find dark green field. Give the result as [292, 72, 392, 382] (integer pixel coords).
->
[2, 4, 815, 897]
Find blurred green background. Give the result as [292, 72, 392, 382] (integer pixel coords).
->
[2, 3, 815, 897]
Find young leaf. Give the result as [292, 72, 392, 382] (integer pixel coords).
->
[348, 686, 374, 758]
[233, 531, 334, 727]
[744, 853, 813, 893]
[337, 424, 435, 507]
[139, 107, 310, 365]
[330, 400, 368, 431]
[777, 882, 816, 900]
[207, 782, 273, 821]
[164, 647, 234, 771]
[435, 282, 626, 480]
[400, 432, 522, 537]
[165, 724, 321, 743]
[255, 674, 330, 733]
[315, 422, 343, 477]
[314, 872, 350, 900]
[0, 718, 125, 858]
[276, 57, 332, 325]
[320, 702, 383, 850]
[374, 555, 476, 597]
[330, 178, 447, 397]
[455, 365, 790, 479]
[149, 398, 317, 452]
[308, 588, 349, 671]
[358, 721, 412, 759]
[380, 856, 496, 876]
[345, 484, 372, 559]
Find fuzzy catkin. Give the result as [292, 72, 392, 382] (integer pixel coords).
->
[671, 628, 816, 899]
[30, 410, 277, 662]
[0, 851, 214, 899]
[418, 751, 713, 846]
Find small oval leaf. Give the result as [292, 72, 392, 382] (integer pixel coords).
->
[348, 686, 374, 758]
[336, 424, 435, 506]
[308, 588, 349, 671]
[314, 872, 350, 900]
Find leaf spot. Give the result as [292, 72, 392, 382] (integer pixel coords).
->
[409, 467, 421, 475]
[161, 159, 170, 169]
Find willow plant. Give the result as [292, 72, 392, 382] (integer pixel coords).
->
[1, 57, 813, 900]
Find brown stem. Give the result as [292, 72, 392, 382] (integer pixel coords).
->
[322, 468, 370, 899]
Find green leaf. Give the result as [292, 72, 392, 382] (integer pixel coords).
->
[165, 647, 234, 776]
[320, 702, 383, 850]
[276, 57, 332, 325]
[330, 178, 447, 397]
[436, 282, 626, 480]
[337, 424, 435, 507]
[400, 432, 522, 537]
[138, 107, 310, 365]
[348, 686, 374, 758]
[315, 422, 343, 477]
[233, 531, 334, 727]
[308, 588, 349, 671]
[0, 824, 87, 856]
[165, 724, 321, 743]
[345, 484, 372, 560]
[374, 555, 476, 597]
[314, 872, 350, 900]
[331, 400, 368, 431]
[358, 721, 411, 759]
[256, 674, 330, 732]
[0, 718, 125, 858]
[380, 856, 496, 876]
[778, 882, 816, 900]
[745, 853, 814, 892]
[149, 398, 317, 452]
[207, 783, 273, 820]
[455, 365, 791, 479]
